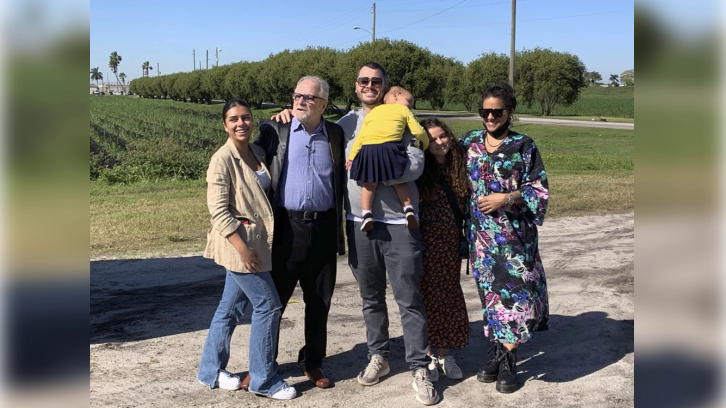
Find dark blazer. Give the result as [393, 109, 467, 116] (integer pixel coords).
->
[255, 119, 346, 256]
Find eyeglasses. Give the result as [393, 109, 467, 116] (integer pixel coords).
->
[478, 108, 506, 119]
[356, 77, 383, 87]
[292, 93, 325, 102]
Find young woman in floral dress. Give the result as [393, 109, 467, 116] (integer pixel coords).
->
[416, 118, 470, 382]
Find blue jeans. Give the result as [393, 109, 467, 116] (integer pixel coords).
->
[197, 270, 285, 396]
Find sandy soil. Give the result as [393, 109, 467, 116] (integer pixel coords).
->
[90, 212, 634, 408]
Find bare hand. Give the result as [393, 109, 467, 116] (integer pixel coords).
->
[345, 160, 353, 170]
[238, 246, 260, 272]
[270, 109, 293, 124]
[477, 193, 508, 214]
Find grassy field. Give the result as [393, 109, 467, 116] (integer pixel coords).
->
[90, 97, 633, 258]
[414, 86, 634, 118]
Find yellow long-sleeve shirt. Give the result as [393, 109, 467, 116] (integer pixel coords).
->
[347, 104, 429, 161]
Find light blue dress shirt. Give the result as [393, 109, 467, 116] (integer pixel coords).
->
[277, 117, 335, 211]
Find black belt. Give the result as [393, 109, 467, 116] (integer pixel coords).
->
[285, 208, 333, 221]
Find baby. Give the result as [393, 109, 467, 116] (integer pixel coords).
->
[346, 86, 429, 231]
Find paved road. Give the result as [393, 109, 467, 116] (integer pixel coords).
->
[416, 112, 634, 130]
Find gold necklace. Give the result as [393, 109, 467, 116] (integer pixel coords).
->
[485, 133, 505, 148]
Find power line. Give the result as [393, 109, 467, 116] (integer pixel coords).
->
[383, 0, 519, 13]
[378, 0, 468, 34]
[384, 9, 631, 31]
[243, 6, 370, 54]
[379, 0, 458, 7]
[332, 34, 371, 49]
[282, 10, 373, 48]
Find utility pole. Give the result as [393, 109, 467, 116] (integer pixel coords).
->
[509, 0, 516, 87]
[372, 2, 376, 41]
[215, 47, 222, 67]
[193, 49, 196, 71]
[157, 63, 160, 76]
[199, 61, 202, 70]
[206, 50, 209, 69]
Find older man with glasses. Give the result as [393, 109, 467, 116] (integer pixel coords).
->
[254, 75, 346, 390]
[269, 65, 436, 405]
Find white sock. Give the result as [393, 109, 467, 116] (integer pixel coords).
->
[403, 205, 414, 212]
[362, 210, 372, 217]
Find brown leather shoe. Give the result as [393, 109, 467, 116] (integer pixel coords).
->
[240, 373, 250, 391]
[303, 368, 331, 388]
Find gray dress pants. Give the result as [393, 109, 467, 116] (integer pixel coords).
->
[346, 220, 430, 370]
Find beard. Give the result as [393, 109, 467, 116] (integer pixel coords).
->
[357, 89, 384, 106]
[294, 108, 317, 124]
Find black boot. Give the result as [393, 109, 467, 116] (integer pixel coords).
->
[495, 348, 518, 393]
[476, 343, 504, 383]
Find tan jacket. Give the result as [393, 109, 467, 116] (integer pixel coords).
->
[203, 139, 274, 273]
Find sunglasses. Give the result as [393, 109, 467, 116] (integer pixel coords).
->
[356, 77, 383, 87]
[478, 108, 506, 119]
[292, 93, 325, 102]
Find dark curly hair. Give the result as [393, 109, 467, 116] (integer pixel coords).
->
[480, 81, 517, 111]
[416, 118, 469, 202]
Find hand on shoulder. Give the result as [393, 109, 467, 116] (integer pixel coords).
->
[270, 109, 293, 124]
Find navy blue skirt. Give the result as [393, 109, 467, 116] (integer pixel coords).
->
[350, 142, 408, 183]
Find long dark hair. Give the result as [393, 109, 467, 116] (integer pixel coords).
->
[222, 99, 251, 122]
[416, 118, 469, 201]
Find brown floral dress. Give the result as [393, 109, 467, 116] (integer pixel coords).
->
[419, 180, 470, 349]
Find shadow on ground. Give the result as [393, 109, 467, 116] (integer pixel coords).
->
[91, 256, 233, 344]
[437, 312, 633, 391]
[92, 258, 633, 388]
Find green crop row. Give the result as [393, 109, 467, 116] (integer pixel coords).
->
[90, 97, 266, 184]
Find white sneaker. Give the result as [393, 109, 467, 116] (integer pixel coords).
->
[216, 369, 241, 390]
[357, 354, 390, 386]
[439, 355, 463, 380]
[269, 382, 297, 400]
[427, 357, 440, 383]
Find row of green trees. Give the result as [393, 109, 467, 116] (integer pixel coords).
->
[129, 39, 588, 115]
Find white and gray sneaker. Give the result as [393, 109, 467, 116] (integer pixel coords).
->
[427, 356, 440, 382]
[412, 368, 440, 406]
[216, 369, 241, 390]
[357, 354, 390, 386]
[439, 355, 463, 380]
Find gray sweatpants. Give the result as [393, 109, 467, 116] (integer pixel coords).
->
[346, 220, 430, 370]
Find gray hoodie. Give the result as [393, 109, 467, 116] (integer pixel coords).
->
[337, 108, 424, 220]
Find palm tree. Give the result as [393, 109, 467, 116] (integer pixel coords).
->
[141, 61, 153, 77]
[609, 74, 620, 87]
[109, 51, 122, 87]
[90, 67, 103, 86]
[119, 72, 127, 92]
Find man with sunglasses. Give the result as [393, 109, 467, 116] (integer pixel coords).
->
[255, 75, 346, 390]
[338, 62, 437, 406]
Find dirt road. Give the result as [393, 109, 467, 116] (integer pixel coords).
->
[90, 212, 634, 408]
[415, 112, 635, 130]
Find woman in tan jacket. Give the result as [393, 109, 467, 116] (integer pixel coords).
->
[197, 100, 296, 400]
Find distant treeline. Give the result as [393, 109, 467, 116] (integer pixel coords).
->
[129, 39, 590, 116]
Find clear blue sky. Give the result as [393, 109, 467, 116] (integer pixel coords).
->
[90, 0, 634, 83]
